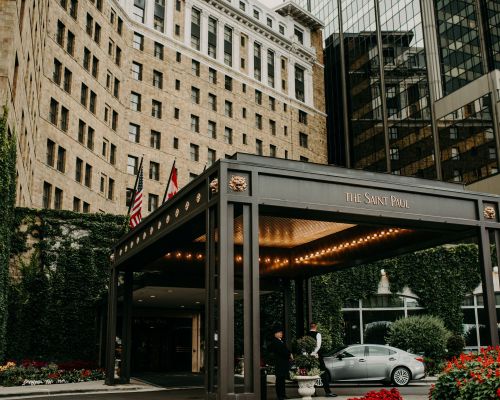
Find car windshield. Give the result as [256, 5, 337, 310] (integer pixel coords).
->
[324, 346, 347, 357]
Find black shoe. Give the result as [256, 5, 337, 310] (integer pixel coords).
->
[325, 394, 338, 397]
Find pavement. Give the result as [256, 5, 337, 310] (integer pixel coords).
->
[0, 376, 438, 399]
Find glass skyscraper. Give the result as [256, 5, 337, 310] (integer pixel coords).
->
[299, 0, 500, 184]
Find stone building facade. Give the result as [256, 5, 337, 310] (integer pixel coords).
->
[0, 0, 327, 215]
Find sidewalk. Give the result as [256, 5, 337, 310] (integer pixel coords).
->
[0, 379, 162, 398]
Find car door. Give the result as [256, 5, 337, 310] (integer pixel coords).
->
[330, 345, 367, 381]
[365, 345, 398, 380]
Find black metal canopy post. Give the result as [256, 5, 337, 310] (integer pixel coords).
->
[478, 225, 500, 346]
[283, 279, 292, 342]
[295, 279, 305, 337]
[120, 270, 133, 383]
[305, 278, 312, 327]
[105, 267, 118, 385]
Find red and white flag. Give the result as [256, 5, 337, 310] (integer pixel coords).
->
[129, 163, 143, 229]
[163, 161, 178, 203]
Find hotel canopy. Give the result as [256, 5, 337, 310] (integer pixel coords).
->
[106, 153, 500, 400]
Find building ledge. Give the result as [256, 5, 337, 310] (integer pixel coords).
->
[274, 1, 324, 30]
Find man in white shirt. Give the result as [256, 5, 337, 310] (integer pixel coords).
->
[307, 322, 337, 397]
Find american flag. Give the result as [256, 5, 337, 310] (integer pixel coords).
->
[129, 164, 143, 229]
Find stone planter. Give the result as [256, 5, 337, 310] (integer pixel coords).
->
[294, 375, 320, 400]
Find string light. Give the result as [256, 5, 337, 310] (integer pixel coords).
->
[294, 228, 404, 263]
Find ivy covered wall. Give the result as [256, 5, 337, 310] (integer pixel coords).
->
[6, 208, 127, 362]
[0, 107, 17, 360]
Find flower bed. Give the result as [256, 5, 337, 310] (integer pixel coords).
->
[348, 388, 403, 400]
[0, 360, 104, 387]
[429, 346, 500, 399]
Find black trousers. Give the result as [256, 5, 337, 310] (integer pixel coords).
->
[319, 356, 331, 394]
[275, 374, 286, 400]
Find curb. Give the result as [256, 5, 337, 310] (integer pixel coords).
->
[0, 386, 162, 399]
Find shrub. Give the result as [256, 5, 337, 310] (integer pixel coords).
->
[430, 347, 500, 400]
[386, 315, 450, 359]
[292, 336, 320, 377]
[348, 388, 403, 400]
[446, 333, 465, 358]
[364, 322, 390, 344]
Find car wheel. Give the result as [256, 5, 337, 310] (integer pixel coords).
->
[391, 366, 411, 386]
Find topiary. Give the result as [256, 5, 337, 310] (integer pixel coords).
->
[292, 336, 320, 376]
[386, 315, 450, 360]
[446, 333, 465, 358]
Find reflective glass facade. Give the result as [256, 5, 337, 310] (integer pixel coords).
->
[300, 0, 500, 184]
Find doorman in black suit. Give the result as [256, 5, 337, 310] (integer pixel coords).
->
[269, 326, 291, 400]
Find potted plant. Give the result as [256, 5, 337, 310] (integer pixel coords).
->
[291, 336, 321, 400]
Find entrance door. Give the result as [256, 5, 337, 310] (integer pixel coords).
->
[132, 317, 192, 372]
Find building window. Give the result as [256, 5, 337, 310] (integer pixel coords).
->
[224, 127, 233, 144]
[453, 169, 462, 182]
[208, 148, 216, 166]
[82, 202, 90, 213]
[254, 42, 261, 80]
[176, 0, 181, 11]
[153, 70, 163, 89]
[63, 68, 72, 93]
[133, 32, 144, 50]
[175, 79, 181, 90]
[225, 75, 233, 91]
[191, 8, 201, 50]
[75, 158, 83, 182]
[175, 24, 180, 36]
[43, 182, 52, 209]
[94, 24, 101, 44]
[80, 84, 88, 106]
[66, 31, 75, 55]
[191, 115, 200, 133]
[173, 137, 179, 149]
[450, 127, 458, 139]
[269, 97, 276, 111]
[267, 17, 272, 28]
[132, 62, 143, 80]
[451, 147, 460, 160]
[61, 107, 69, 132]
[148, 194, 159, 212]
[108, 178, 115, 200]
[127, 155, 138, 175]
[149, 161, 160, 180]
[253, 9, 259, 19]
[87, 127, 94, 150]
[174, 108, 180, 119]
[49, 98, 59, 125]
[130, 92, 141, 111]
[117, 17, 123, 35]
[299, 132, 308, 148]
[57, 21, 65, 46]
[269, 144, 276, 157]
[152, 100, 162, 119]
[390, 147, 399, 160]
[46, 139, 55, 167]
[115, 47, 122, 66]
[279, 24, 285, 35]
[298, 110, 308, 124]
[84, 163, 92, 188]
[489, 147, 496, 160]
[78, 120, 85, 143]
[208, 121, 216, 139]
[300, 156, 309, 162]
[255, 113, 262, 130]
[102, 139, 108, 157]
[224, 26, 233, 67]
[209, 68, 217, 84]
[176, 52, 182, 62]
[110, 144, 116, 165]
[269, 120, 276, 136]
[100, 174, 106, 193]
[190, 143, 200, 161]
[151, 130, 161, 149]
[267, 49, 275, 87]
[242, 83, 246, 93]
[133, 3, 145, 22]
[154, 16, 164, 32]
[294, 26, 304, 44]
[112, 110, 118, 131]
[389, 127, 398, 139]
[239, 1, 245, 11]
[56, 146, 66, 172]
[255, 89, 262, 105]
[129, 123, 140, 143]
[256, 139, 263, 155]
[208, 93, 217, 111]
[224, 101, 233, 117]
[242, 133, 247, 145]
[86, 13, 93, 35]
[191, 87, 200, 104]
[295, 65, 305, 101]
[192, 60, 200, 76]
[208, 17, 217, 58]
[242, 107, 247, 118]
[154, 42, 164, 59]
[53, 59, 62, 84]
[89, 91, 96, 113]
[73, 197, 81, 212]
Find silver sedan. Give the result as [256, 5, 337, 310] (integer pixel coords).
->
[322, 344, 425, 386]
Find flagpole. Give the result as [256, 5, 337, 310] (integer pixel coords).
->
[162, 160, 176, 203]
[127, 156, 144, 217]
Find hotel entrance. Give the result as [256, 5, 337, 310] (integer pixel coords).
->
[106, 153, 500, 400]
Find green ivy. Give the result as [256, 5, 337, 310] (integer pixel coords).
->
[0, 107, 17, 360]
[6, 209, 126, 362]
